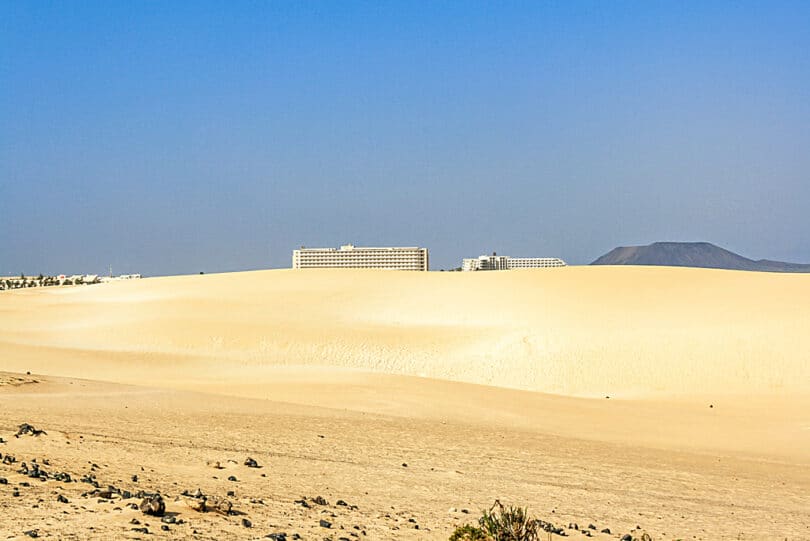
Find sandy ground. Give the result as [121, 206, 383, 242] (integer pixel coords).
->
[1, 267, 809, 539]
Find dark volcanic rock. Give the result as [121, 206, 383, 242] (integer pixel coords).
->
[139, 494, 166, 516]
[206, 496, 233, 515]
[80, 473, 99, 487]
[16, 423, 47, 437]
[536, 519, 565, 536]
[53, 472, 72, 483]
[181, 488, 205, 499]
[319, 519, 332, 528]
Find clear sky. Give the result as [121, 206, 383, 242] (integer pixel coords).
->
[2, 1, 809, 275]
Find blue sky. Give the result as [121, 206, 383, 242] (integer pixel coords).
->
[2, 1, 809, 274]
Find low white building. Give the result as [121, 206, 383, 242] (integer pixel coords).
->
[293, 244, 429, 271]
[506, 257, 567, 269]
[462, 254, 509, 271]
[462, 253, 566, 271]
[100, 274, 143, 283]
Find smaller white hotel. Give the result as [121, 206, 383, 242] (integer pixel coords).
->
[292, 244, 429, 271]
[462, 253, 566, 271]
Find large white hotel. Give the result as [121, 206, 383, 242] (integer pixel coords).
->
[292, 244, 429, 271]
[462, 253, 566, 271]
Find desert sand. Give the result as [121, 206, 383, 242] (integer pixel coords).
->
[1, 266, 809, 540]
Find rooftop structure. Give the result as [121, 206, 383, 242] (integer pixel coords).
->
[462, 254, 566, 271]
[292, 244, 429, 271]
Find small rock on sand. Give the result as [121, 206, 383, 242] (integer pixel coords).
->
[181, 495, 206, 512]
[16, 423, 47, 437]
[139, 494, 166, 516]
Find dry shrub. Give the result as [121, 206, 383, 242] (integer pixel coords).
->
[450, 500, 539, 541]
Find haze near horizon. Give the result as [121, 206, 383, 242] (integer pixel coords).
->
[2, 2, 809, 275]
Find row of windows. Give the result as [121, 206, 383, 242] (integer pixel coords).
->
[295, 265, 426, 270]
[294, 249, 426, 253]
[297, 255, 425, 258]
[295, 256, 425, 258]
[295, 258, 425, 261]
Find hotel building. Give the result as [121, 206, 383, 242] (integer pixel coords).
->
[292, 244, 429, 271]
[462, 254, 566, 271]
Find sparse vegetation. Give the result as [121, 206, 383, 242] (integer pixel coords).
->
[449, 524, 489, 541]
[450, 500, 539, 541]
[0, 273, 109, 291]
[480, 501, 538, 541]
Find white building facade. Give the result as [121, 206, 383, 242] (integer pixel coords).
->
[292, 244, 429, 271]
[462, 254, 566, 271]
[506, 257, 566, 269]
[462, 254, 509, 271]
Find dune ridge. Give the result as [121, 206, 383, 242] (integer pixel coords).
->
[3, 267, 810, 540]
[1, 266, 809, 399]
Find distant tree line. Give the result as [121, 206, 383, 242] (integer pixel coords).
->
[0, 274, 100, 291]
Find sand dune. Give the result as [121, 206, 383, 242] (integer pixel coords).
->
[2, 266, 809, 397]
[2, 267, 810, 539]
[1, 372, 808, 540]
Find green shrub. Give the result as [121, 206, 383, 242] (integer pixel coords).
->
[449, 524, 489, 541]
[450, 500, 540, 541]
[479, 500, 538, 541]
